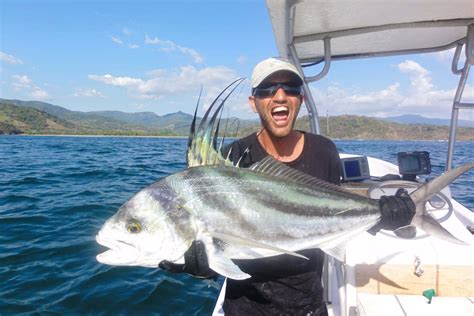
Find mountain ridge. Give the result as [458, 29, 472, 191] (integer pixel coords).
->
[1, 98, 472, 140]
[380, 114, 472, 128]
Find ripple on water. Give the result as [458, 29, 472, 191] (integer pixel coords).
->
[2, 194, 42, 204]
[0, 136, 471, 314]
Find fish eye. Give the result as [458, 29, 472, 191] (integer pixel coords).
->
[127, 222, 142, 234]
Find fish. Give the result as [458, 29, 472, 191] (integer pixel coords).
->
[96, 79, 473, 280]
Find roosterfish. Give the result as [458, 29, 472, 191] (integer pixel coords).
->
[96, 78, 472, 280]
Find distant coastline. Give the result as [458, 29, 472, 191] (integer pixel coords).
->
[8, 134, 473, 143]
[14, 134, 189, 139]
[1, 98, 473, 141]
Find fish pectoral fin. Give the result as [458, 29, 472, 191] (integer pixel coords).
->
[207, 252, 251, 280]
[203, 238, 250, 280]
[208, 232, 308, 260]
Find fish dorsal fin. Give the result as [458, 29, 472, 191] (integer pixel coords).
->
[187, 78, 245, 168]
[249, 156, 358, 196]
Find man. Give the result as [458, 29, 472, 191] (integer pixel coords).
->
[160, 57, 415, 315]
[220, 57, 341, 315]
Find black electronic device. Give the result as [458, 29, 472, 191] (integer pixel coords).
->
[397, 151, 431, 181]
[341, 156, 370, 182]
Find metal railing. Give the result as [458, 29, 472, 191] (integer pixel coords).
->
[446, 25, 474, 170]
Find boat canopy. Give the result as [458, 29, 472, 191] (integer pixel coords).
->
[265, 0, 474, 170]
[267, 0, 474, 62]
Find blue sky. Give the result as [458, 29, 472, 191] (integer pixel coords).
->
[1, 0, 472, 120]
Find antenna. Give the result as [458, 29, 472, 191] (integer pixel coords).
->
[326, 110, 329, 137]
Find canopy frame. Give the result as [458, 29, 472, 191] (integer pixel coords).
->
[277, 0, 473, 170]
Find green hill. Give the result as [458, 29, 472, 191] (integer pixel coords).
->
[0, 103, 76, 134]
[0, 100, 178, 136]
[294, 115, 474, 141]
[0, 99, 164, 135]
[0, 98, 254, 135]
[0, 98, 472, 140]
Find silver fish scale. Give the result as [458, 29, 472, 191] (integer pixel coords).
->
[165, 166, 381, 249]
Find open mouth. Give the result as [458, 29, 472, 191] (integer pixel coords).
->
[271, 106, 289, 125]
[96, 234, 138, 265]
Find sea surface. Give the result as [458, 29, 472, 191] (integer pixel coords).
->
[1, 136, 472, 315]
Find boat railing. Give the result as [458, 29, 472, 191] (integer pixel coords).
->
[446, 24, 473, 171]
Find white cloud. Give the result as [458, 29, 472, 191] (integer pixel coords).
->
[122, 27, 132, 36]
[111, 36, 123, 45]
[12, 74, 31, 87]
[349, 83, 402, 105]
[312, 83, 402, 118]
[32, 88, 50, 100]
[88, 65, 239, 101]
[145, 34, 203, 64]
[144, 34, 165, 45]
[74, 88, 106, 98]
[311, 60, 474, 119]
[432, 48, 456, 63]
[398, 60, 433, 93]
[132, 103, 146, 110]
[111, 34, 140, 49]
[88, 74, 143, 87]
[430, 47, 467, 65]
[237, 55, 248, 65]
[12, 74, 50, 100]
[0, 51, 23, 65]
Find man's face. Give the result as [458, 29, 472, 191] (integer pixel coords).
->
[249, 71, 303, 138]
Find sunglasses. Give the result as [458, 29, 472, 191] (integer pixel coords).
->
[252, 83, 303, 98]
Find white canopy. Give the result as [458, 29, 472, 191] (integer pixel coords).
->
[266, 0, 474, 62]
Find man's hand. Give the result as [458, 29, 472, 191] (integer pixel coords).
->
[368, 188, 416, 234]
[159, 240, 216, 279]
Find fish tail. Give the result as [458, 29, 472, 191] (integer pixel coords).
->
[187, 78, 245, 167]
[409, 163, 473, 244]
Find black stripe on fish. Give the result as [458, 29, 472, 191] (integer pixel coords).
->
[213, 167, 380, 218]
[146, 182, 196, 241]
[181, 168, 262, 236]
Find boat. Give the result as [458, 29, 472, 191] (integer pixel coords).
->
[213, 0, 473, 315]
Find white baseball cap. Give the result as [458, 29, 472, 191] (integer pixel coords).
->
[251, 57, 304, 88]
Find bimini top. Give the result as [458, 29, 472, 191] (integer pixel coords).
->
[266, 0, 474, 63]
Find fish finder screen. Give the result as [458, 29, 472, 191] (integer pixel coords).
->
[397, 151, 431, 175]
[399, 156, 421, 173]
[344, 160, 361, 177]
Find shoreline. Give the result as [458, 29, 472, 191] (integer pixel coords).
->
[11, 134, 189, 139]
[3, 134, 473, 142]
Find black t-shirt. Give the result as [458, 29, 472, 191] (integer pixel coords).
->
[221, 131, 341, 316]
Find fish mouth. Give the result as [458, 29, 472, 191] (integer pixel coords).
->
[96, 234, 139, 266]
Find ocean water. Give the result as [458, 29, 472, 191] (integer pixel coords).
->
[0, 136, 472, 315]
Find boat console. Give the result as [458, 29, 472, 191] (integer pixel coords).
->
[341, 151, 432, 183]
[340, 153, 452, 220]
[341, 151, 437, 197]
